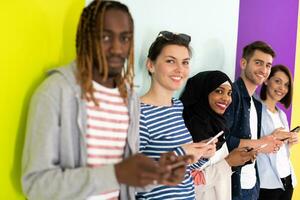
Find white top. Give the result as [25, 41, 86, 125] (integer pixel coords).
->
[241, 97, 257, 189]
[200, 142, 229, 170]
[267, 109, 291, 178]
[86, 81, 129, 200]
[257, 102, 296, 189]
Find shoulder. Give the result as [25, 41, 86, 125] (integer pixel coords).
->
[31, 64, 78, 105]
[277, 106, 286, 115]
[172, 98, 184, 108]
[231, 82, 242, 101]
[139, 102, 154, 118]
[277, 107, 288, 121]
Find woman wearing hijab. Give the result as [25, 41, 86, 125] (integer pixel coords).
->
[180, 70, 256, 200]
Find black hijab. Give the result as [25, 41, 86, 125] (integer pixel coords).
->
[180, 70, 233, 150]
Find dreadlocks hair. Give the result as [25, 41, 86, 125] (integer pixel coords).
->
[76, 0, 134, 106]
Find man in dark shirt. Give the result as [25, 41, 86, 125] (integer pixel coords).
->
[224, 41, 283, 200]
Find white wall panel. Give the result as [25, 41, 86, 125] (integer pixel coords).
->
[86, 0, 240, 97]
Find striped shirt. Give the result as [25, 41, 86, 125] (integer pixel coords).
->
[86, 81, 129, 200]
[136, 98, 207, 200]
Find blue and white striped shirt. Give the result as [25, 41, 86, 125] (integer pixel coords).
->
[136, 98, 207, 200]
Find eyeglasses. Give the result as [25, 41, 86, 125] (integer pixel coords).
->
[157, 31, 191, 44]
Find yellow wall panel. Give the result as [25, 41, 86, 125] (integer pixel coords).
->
[291, 3, 300, 200]
[0, 0, 83, 198]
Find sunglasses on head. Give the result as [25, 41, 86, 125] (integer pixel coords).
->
[157, 31, 191, 43]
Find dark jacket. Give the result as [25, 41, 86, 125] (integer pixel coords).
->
[224, 77, 262, 198]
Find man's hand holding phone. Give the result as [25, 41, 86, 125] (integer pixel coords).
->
[258, 135, 282, 153]
[246, 143, 268, 152]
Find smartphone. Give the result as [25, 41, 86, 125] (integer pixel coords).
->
[280, 137, 290, 142]
[245, 147, 253, 152]
[290, 126, 300, 133]
[205, 130, 224, 145]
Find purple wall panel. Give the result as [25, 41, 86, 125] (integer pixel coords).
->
[236, 0, 299, 122]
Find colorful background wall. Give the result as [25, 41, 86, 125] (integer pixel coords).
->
[0, 0, 83, 199]
[236, 1, 300, 198]
[0, 0, 299, 199]
[121, 0, 240, 97]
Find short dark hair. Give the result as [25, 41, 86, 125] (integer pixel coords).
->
[242, 41, 276, 61]
[260, 65, 293, 108]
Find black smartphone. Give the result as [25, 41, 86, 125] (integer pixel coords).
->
[290, 126, 300, 133]
[280, 137, 290, 141]
[245, 147, 253, 152]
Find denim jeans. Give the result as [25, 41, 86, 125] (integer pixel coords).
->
[232, 181, 259, 200]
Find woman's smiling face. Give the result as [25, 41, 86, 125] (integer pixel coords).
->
[208, 83, 232, 115]
[265, 70, 289, 102]
[147, 44, 190, 92]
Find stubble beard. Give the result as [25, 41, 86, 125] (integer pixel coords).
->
[245, 68, 264, 86]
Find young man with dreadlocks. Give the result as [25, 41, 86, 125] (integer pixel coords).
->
[21, 1, 189, 199]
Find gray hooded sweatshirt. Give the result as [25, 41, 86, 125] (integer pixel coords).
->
[22, 62, 140, 200]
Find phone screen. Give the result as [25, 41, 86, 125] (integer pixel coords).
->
[205, 130, 224, 145]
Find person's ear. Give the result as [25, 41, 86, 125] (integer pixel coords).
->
[240, 58, 247, 70]
[263, 80, 268, 86]
[146, 59, 155, 74]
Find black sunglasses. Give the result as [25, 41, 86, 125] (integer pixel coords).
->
[157, 31, 191, 43]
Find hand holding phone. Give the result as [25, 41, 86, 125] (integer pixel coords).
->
[244, 144, 267, 165]
[287, 126, 300, 145]
[272, 128, 291, 141]
[245, 147, 253, 152]
[158, 153, 193, 186]
[226, 147, 257, 166]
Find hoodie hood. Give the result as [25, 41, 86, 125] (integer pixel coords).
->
[47, 61, 81, 95]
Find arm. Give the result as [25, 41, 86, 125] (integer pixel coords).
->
[183, 141, 216, 170]
[23, 83, 168, 199]
[223, 89, 280, 153]
[22, 89, 120, 200]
